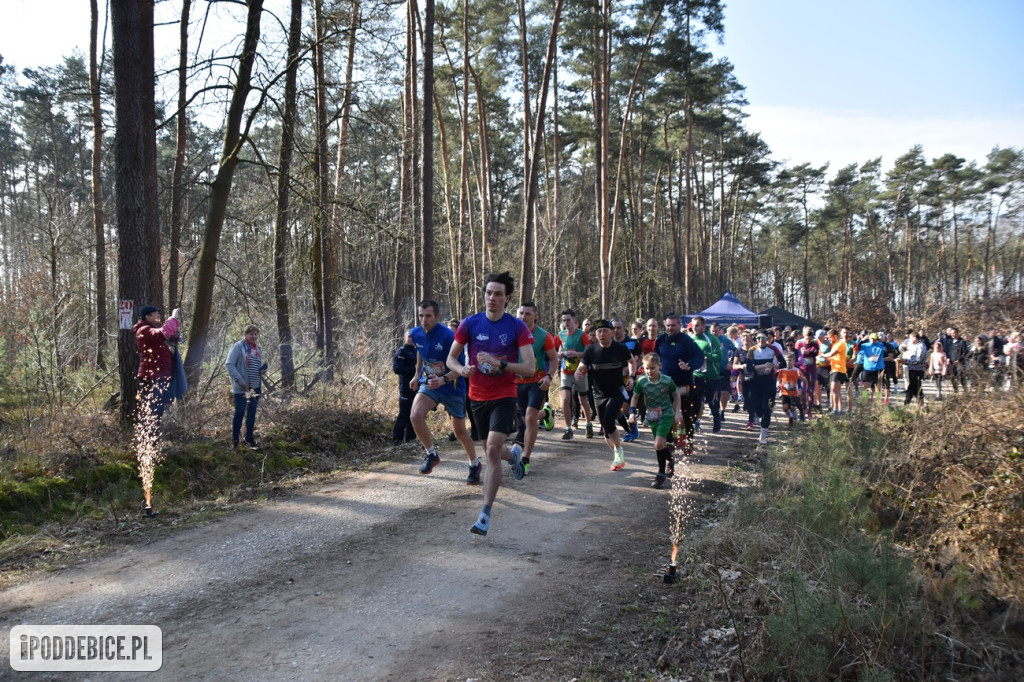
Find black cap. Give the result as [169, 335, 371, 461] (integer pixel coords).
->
[591, 318, 612, 330]
[139, 305, 160, 319]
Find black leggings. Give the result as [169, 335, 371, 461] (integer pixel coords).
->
[747, 375, 773, 428]
[904, 369, 925, 404]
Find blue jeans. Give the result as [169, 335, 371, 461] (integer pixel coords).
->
[233, 391, 261, 445]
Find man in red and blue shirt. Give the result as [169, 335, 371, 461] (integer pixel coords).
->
[448, 271, 535, 536]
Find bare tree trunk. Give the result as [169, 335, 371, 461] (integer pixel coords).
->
[89, 0, 109, 371]
[273, 0, 301, 390]
[140, 0, 162, 309]
[608, 5, 660, 311]
[332, 0, 360, 278]
[183, 0, 264, 387]
[519, 0, 565, 303]
[421, 0, 435, 299]
[168, 0, 190, 311]
[312, 0, 335, 378]
[111, 0, 153, 420]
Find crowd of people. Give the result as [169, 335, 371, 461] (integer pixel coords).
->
[385, 279, 1022, 535]
[132, 281, 1020, 538]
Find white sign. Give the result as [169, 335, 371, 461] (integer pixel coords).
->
[119, 300, 134, 330]
[10, 624, 162, 672]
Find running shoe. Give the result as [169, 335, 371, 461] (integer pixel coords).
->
[732, 402, 741, 413]
[419, 451, 440, 474]
[759, 433, 768, 445]
[610, 447, 625, 471]
[712, 414, 722, 433]
[541, 403, 555, 431]
[651, 473, 667, 489]
[470, 513, 490, 536]
[572, 418, 579, 429]
[746, 420, 754, 429]
[466, 460, 482, 485]
[509, 444, 525, 480]
[585, 422, 594, 439]
[562, 427, 574, 440]
[622, 422, 639, 443]
[694, 419, 701, 433]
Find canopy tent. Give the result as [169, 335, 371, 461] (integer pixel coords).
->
[759, 305, 823, 331]
[683, 291, 764, 327]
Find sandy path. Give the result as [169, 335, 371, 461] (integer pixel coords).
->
[1, 414, 758, 681]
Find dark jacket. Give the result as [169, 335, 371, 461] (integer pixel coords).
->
[393, 344, 418, 397]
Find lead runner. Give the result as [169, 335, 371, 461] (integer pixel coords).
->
[447, 271, 536, 536]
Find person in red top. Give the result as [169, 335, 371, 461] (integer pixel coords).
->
[448, 271, 535, 536]
[134, 305, 181, 424]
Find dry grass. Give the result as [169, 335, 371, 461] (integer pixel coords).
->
[652, 388, 1024, 681]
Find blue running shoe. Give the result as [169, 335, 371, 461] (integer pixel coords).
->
[470, 513, 490, 535]
[466, 460, 482, 484]
[418, 451, 440, 474]
[622, 421, 640, 442]
[509, 444, 525, 480]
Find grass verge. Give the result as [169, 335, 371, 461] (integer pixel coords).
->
[655, 387, 1023, 681]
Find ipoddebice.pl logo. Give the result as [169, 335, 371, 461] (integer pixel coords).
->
[10, 625, 162, 672]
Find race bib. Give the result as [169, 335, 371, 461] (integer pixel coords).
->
[756, 364, 773, 375]
[647, 407, 664, 422]
[802, 357, 813, 366]
[564, 357, 580, 372]
[869, 354, 880, 363]
[427, 362, 445, 376]
[678, 385, 690, 396]
[785, 381, 796, 391]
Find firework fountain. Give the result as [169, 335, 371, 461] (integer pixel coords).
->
[134, 388, 165, 518]
[663, 427, 705, 583]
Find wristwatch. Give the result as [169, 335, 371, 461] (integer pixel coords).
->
[500, 359, 508, 371]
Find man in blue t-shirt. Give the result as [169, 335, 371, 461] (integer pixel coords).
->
[409, 299, 481, 484]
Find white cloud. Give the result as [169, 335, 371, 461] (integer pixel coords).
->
[744, 104, 1024, 175]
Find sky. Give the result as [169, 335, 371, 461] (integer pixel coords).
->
[718, 0, 1024, 173]
[1, 0, 1022, 178]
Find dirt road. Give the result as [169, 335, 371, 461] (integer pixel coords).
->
[2, 416, 758, 681]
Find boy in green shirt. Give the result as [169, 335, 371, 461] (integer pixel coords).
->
[628, 353, 683, 489]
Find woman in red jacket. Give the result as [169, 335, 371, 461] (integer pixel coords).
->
[134, 305, 181, 424]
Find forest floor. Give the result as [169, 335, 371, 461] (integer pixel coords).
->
[0, 405, 762, 681]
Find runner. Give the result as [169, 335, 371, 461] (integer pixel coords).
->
[821, 328, 849, 414]
[794, 326, 819, 412]
[655, 313, 706, 456]
[628, 353, 682, 489]
[689, 316, 724, 433]
[612, 317, 643, 441]
[776, 353, 803, 427]
[514, 302, 558, 474]
[856, 332, 887, 404]
[448, 272, 535, 536]
[576, 319, 634, 471]
[746, 331, 779, 444]
[555, 309, 594, 440]
[408, 300, 480, 483]
[712, 322, 736, 419]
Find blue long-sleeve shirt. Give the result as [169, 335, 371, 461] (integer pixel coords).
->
[655, 332, 706, 387]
